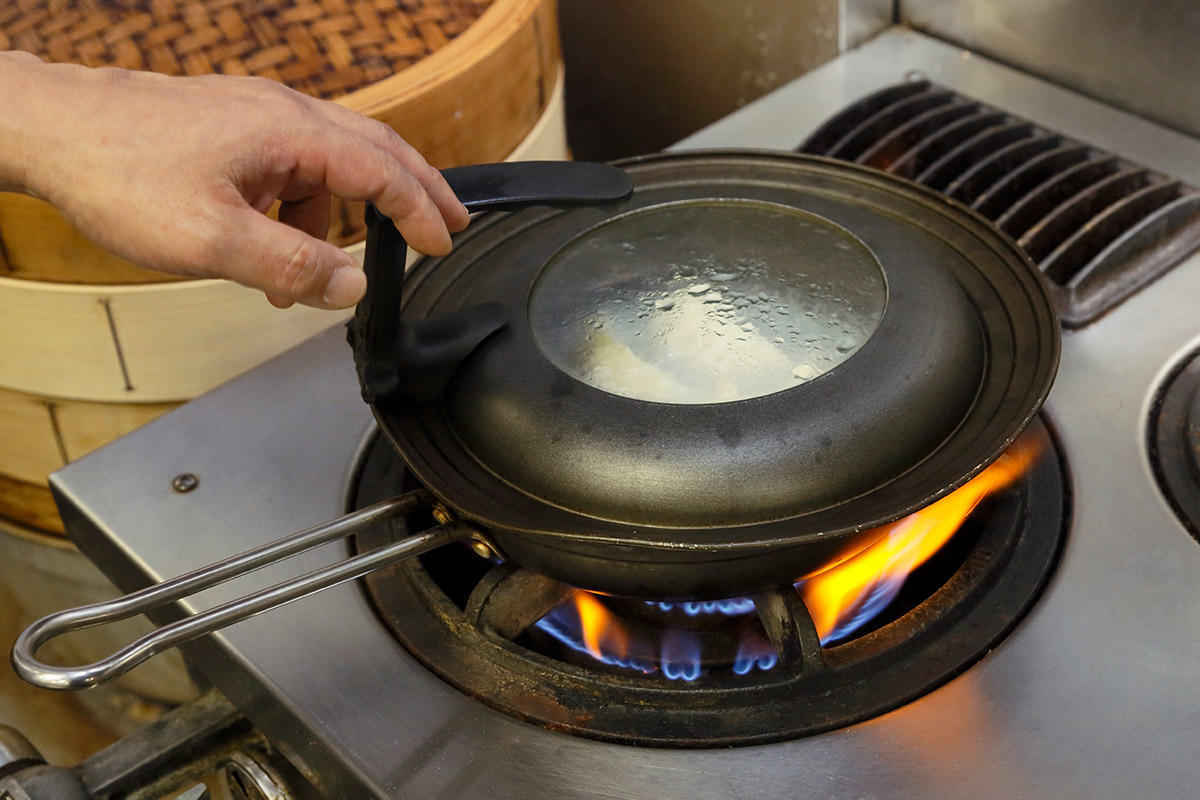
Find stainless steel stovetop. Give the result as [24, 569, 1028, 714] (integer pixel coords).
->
[51, 30, 1200, 800]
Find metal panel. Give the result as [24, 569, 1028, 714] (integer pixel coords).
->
[900, 0, 1200, 140]
[994, 156, 1120, 238]
[825, 87, 956, 159]
[944, 133, 1062, 203]
[1017, 169, 1156, 260]
[971, 145, 1091, 218]
[801, 80, 930, 154]
[856, 100, 978, 169]
[42, 29, 1200, 800]
[841, 0, 894, 50]
[673, 30, 1200, 188]
[1039, 180, 1183, 283]
[558, 0, 841, 160]
[888, 110, 1007, 179]
[914, 121, 1035, 189]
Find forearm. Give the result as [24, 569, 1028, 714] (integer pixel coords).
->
[0, 52, 62, 195]
[0, 54, 465, 308]
[0, 53, 128, 204]
[0, 52, 43, 194]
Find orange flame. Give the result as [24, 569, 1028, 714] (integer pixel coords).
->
[800, 438, 1042, 642]
[552, 437, 1042, 665]
[573, 590, 630, 660]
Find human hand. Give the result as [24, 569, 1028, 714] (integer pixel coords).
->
[0, 52, 468, 309]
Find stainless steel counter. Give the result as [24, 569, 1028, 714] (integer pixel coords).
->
[50, 29, 1200, 800]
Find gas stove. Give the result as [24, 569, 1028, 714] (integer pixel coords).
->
[17, 29, 1200, 800]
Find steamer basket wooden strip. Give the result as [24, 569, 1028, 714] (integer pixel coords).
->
[506, 66, 566, 162]
[340, 0, 556, 164]
[0, 388, 62, 484]
[0, 194, 184, 284]
[328, 0, 559, 242]
[331, 63, 566, 245]
[54, 397, 178, 462]
[0, 386, 173, 538]
[0, 278, 351, 402]
[0, 473, 64, 535]
[0, 386, 177, 484]
[4, 0, 496, 101]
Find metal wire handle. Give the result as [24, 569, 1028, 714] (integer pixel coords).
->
[11, 490, 469, 691]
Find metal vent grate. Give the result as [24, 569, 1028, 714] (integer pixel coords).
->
[798, 79, 1200, 327]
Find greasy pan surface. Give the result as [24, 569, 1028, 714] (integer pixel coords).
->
[372, 152, 1058, 598]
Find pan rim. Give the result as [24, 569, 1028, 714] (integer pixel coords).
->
[375, 149, 1060, 552]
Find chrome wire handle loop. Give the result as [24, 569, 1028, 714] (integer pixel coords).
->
[12, 490, 468, 690]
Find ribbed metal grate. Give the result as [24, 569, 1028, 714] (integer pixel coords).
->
[799, 79, 1200, 327]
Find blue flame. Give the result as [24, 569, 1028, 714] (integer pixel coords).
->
[647, 598, 757, 616]
[532, 594, 782, 681]
[533, 615, 655, 672]
[660, 629, 702, 681]
[732, 637, 779, 675]
[810, 577, 907, 646]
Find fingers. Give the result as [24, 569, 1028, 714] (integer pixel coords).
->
[271, 194, 331, 306]
[422, 163, 470, 233]
[309, 131, 458, 257]
[218, 207, 365, 309]
[265, 293, 295, 309]
[219, 87, 474, 308]
[305, 99, 469, 233]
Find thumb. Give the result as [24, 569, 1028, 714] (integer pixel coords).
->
[219, 209, 366, 309]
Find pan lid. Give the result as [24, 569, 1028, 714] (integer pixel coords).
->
[376, 152, 1057, 542]
[527, 198, 887, 405]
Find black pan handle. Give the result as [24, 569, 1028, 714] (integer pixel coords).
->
[350, 161, 634, 404]
[437, 161, 636, 213]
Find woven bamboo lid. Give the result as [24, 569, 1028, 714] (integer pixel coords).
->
[0, 0, 494, 100]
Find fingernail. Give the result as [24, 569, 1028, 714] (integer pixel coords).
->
[322, 265, 367, 308]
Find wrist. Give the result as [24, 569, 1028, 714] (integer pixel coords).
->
[0, 52, 90, 199]
[0, 52, 46, 194]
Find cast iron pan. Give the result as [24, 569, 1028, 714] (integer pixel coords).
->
[359, 151, 1060, 599]
[13, 155, 1058, 690]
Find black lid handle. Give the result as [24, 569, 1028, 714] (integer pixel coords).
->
[349, 161, 634, 404]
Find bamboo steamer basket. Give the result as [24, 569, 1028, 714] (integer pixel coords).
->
[0, 0, 566, 533]
[0, 387, 176, 533]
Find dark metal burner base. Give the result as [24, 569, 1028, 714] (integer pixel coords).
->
[351, 420, 1066, 747]
[1147, 349, 1200, 542]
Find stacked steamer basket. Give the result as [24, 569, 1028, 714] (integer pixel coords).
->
[0, 0, 565, 732]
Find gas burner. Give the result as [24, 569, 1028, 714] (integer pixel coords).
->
[1148, 349, 1200, 541]
[351, 419, 1067, 747]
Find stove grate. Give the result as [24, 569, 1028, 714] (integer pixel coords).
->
[798, 79, 1200, 327]
[349, 421, 1067, 747]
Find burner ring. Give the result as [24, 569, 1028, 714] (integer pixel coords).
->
[350, 419, 1068, 747]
